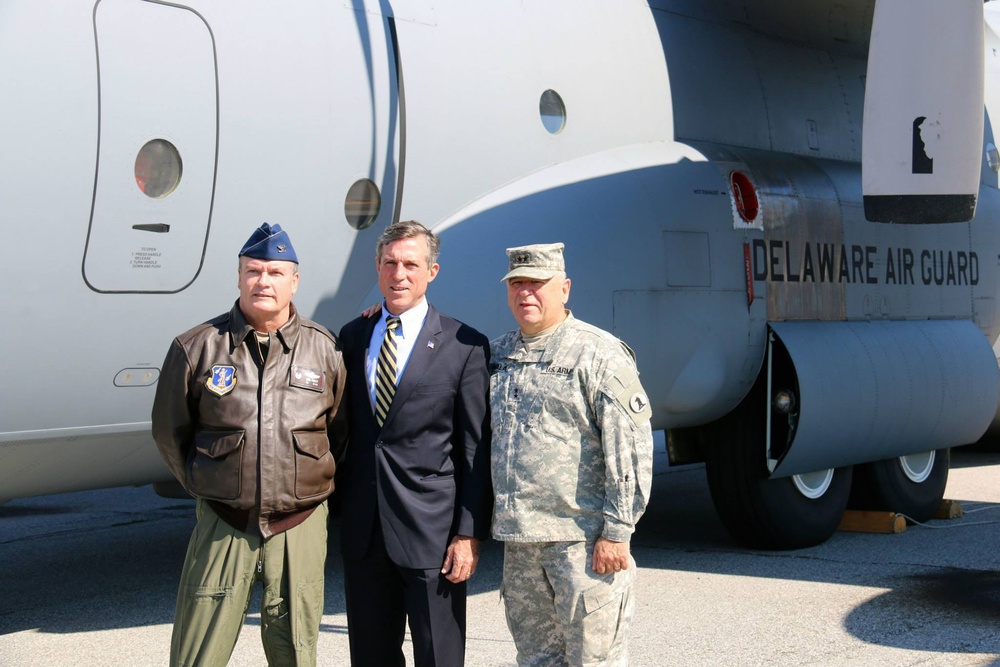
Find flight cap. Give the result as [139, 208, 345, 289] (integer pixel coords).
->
[501, 242, 565, 282]
[239, 222, 299, 263]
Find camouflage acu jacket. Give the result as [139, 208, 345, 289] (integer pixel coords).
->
[489, 314, 653, 543]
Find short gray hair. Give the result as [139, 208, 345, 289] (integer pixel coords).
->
[375, 220, 440, 266]
[238, 255, 299, 275]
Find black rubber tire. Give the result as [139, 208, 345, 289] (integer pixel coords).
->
[705, 386, 852, 550]
[848, 449, 950, 522]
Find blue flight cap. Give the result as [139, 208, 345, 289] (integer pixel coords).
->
[238, 222, 299, 263]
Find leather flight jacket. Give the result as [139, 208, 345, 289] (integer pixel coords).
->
[152, 301, 348, 537]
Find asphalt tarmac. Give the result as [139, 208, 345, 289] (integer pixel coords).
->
[2, 445, 999, 666]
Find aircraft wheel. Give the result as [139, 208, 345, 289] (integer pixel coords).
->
[705, 394, 852, 550]
[848, 449, 949, 522]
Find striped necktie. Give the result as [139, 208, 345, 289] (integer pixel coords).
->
[374, 316, 401, 426]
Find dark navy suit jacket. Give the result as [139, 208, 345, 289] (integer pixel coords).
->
[337, 304, 492, 569]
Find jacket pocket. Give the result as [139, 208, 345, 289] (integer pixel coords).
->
[188, 430, 245, 501]
[292, 431, 335, 500]
[536, 371, 579, 442]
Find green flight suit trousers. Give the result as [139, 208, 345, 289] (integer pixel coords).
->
[170, 500, 328, 667]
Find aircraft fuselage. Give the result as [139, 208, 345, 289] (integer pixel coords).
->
[3, 0, 999, 552]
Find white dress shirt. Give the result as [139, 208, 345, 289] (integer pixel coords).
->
[366, 299, 430, 408]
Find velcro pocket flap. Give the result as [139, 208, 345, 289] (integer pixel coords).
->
[582, 579, 628, 614]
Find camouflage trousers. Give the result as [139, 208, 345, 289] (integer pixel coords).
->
[501, 540, 636, 667]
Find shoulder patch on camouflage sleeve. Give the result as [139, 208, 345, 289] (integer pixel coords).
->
[606, 364, 652, 426]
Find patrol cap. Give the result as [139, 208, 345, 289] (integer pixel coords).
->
[238, 222, 299, 263]
[501, 242, 565, 282]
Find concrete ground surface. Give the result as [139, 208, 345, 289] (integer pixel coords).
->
[2, 444, 999, 666]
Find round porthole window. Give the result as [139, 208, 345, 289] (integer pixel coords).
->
[539, 89, 566, 134]
[135, 139, 182, 199]
[344, 178, 382, 230]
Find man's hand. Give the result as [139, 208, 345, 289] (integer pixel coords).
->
[361, 302, 381, 318]
[591, 536, 630, 575]
[441, 535, 480, 584]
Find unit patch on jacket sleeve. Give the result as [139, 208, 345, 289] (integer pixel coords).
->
[206, 365, 237, 396]
[290, 365, 326, 392]
[606, 365, 651, 426]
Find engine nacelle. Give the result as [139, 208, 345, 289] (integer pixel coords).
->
[766, 319, 998, 478]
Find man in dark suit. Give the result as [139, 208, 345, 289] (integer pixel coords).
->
[337, 220, 492, 667]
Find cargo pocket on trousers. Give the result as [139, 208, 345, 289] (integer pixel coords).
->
[188, 430, 245, 500]
[292, 431, 335, 500]
[580, 579, 631, 664]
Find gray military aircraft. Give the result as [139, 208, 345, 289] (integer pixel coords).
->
[2, 0, 999, 549]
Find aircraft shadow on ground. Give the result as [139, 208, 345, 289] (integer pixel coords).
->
[633, 448, 1000, 658]
[842, 569, 1000, 657]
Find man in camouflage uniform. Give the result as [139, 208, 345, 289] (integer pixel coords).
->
[490, 242, 654, 667]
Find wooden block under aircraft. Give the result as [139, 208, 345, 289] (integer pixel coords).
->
[838, 511, 907, 534]
[838, 500, 964, 534]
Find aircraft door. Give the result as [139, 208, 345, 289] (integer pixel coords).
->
[334, 1, 434, 231]
[84, 0, 217, 293]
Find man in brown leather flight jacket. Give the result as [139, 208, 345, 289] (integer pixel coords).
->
[152, 222, 348, 667]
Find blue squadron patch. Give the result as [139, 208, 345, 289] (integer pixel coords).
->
[206, 365, 237, 396]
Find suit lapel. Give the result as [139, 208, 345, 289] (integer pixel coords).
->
[351, 315, 380, 423]
[381, 305, 443, 430]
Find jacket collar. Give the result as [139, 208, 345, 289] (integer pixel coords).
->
[228, 300, 300, 353]
[504, 312, 575, 363]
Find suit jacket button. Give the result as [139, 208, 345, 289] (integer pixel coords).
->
[375, 441, 382, 448]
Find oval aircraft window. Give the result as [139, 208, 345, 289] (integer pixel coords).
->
[134, 139, 182, 199]
[539, 89, 566, 134]
[344, 178, 381, 230]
